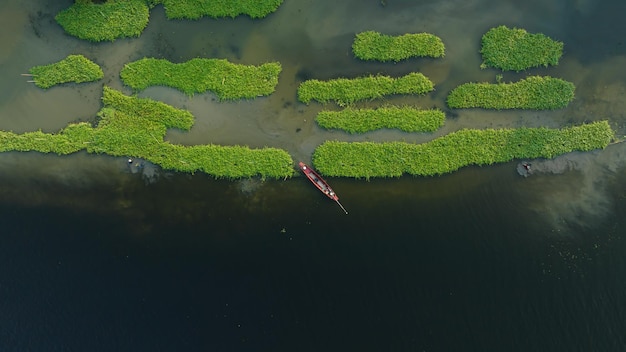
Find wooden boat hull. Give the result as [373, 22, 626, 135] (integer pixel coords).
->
[298, 162, 348, 214]
[299, 162, 338, 200]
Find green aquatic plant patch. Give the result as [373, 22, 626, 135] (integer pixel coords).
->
[159, 0, 284, 19]
[312, 121, 613, 178]
[0, 87, 294, 179]
[446, 76, 575, 110]
[298, 73, 434, 106]
[94, 87, 294, 178]
[121, 58, 282, 99]
[480, 26, 564, 71]
[352, 31, 445, 62]
[55, 0, 150, 42]
[0, 123, 95, 155]
[316, 107, 445, 133]
[100, 86, 194, 131]
[29, 55, 103, 89]
[55, 0, 283, 42]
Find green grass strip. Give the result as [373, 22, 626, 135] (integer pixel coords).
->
[100, 86, 194, 131]
[0, 123, 95, 155]
[352, 31, 445, 62]
[55, 0, 283, 42]
[160, 0, 284, 19]
[29, 55, 104, 89]
[94, 87, 294, 178]
[446, 76, 575, 110]
[120, 58, 282, 99]
[298, 73, 434, 106]
[480, 26, 564, 71]
[0, 87, 294, 179]
[316, 107, 445, 133]
[312, 121, 614, 178]
[55, 0, 150, 42]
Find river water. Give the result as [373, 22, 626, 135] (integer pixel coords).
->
[1, 0, 626, 351]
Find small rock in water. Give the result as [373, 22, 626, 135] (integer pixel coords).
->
[127, 158, 144, 174]
[125, 157, 160, 184]
[516, 162, 533, 177]
[517, 155, 582, 178]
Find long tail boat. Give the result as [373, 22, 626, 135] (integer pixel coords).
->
[298, 162, 348, 214]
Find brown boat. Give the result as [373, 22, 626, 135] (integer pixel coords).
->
[298, 162, 348, 214]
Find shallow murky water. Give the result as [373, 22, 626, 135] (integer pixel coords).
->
[3, 0, 625, 229]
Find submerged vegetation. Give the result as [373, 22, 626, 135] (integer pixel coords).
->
[480, 26, 564, 71]
[29, 55, 104, 89]
[55, 0, 284, 41]
[298, 73, 434, 106]
[446, 76, 575, 110]
[0, 87, 294, 179]
[121, 58, 282, 99]
[316, 107, 445, 133]
[312, 121, 614, 178]
[55, 0, 150, 42]
[352, 31, 445, 62]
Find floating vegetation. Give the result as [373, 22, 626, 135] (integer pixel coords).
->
[446, 76, 575, 110]
[29, 55, 104, 89]
[298, 73, 434, 106]
[352, 31, 445, 62]
[25, 13, 610, 180]
[94, 87, 294, 178]
[55, 0, 283, 42]
[316, 107, 445, 134]
[311, 121, 614, 178]
[120, 58, 282, 99]
[0, 123, 95, 155]
[160, 0, 284, 20]
[55, 0, 150, 42]
[480, 26, 564, 71]
[0, 87, 294, 179]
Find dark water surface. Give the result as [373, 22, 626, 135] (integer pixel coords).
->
[1, 0, 626, 351]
